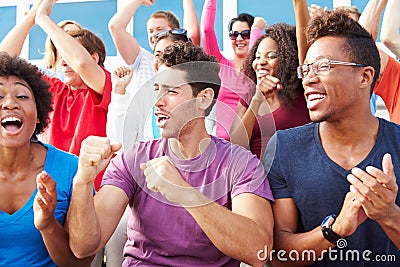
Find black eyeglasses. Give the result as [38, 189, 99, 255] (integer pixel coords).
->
[229, 30, 251, 40]
[155, 29, 191, 42]
[297, 59, 366, 79]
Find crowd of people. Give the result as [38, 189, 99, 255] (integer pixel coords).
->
[0, 0, 399, 266]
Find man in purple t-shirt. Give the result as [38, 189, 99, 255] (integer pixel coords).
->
[67, 42, 274, 267]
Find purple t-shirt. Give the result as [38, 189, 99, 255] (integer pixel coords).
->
[102, 136, 273, 266]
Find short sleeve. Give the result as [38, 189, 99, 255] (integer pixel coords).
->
[263, 133, 292, 199]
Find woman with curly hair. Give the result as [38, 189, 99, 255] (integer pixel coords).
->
[0, 52, 93, 266]
[230, 23, 310, 159]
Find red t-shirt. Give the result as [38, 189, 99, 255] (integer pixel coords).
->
[374, 56, 400, 124]
[240, 91, 310, 159]
[42, 68, 112, 190]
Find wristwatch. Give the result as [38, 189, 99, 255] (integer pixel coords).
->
[321, 214, 342, 244]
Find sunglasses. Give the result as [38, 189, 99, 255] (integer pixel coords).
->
[229, 30, 251, 40]
[156, 29, 190, 42]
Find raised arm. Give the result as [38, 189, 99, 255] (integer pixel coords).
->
[35, 0, 106, 95]
[107, 66, 134, 147]
[358, 0, 388, 41]
[250, 17, 266, 49]
[183, 0, 200, 46]
[109, 0, 151, 65]
[201, 0, 224, 61]
[380, 0, 400, 57]
[358, 0, 389, 77]
[292, 0, 311, 64]
[0, 0, 42, 56]
[67, 136, 126, 258]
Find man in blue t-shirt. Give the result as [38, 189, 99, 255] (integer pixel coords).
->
[264, 10, 400, 266]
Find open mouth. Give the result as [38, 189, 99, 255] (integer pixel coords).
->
[1, 117, 23, 133]
[307, 93, 326, 102]
[156, 113, 170, 128]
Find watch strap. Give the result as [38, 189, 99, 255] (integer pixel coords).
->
[322, 226, 342, 243]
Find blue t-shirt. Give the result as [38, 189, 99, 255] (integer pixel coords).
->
[264, 118, 400, 266]
[0, 143, 78, 267]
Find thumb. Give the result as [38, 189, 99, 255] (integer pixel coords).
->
[382, 153, 394, 177]
[111, 143, 122, 154]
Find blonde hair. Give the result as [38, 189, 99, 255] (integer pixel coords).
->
[43, 20, 82, 70]
[148, 11, 180, 29]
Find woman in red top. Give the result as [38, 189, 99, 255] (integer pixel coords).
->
[230, 23, 310, 159]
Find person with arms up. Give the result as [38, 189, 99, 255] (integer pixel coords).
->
[67, 41, 274, 267]
[107, 0, 200, 147]
[0, 0, 112, 190]
[0, 52, 92, 267]
[42, 19, 82, 79]
[379, 0, 400, 58]
[106, 5, 199, 262]
[358, 0, 400, 124]
[264, 11, 400, 266]
[201, 0, 266, 140]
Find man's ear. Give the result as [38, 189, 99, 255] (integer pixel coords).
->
[91, 52, 100, 64]
[197, 88, 214, 111]
[360, 66, 375, 89]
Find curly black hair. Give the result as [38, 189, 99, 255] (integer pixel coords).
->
[306, 10, 380, 92]
[242, 23, 301, 109]
[158, 41, 220, 116]
[0, 52, 52, 139]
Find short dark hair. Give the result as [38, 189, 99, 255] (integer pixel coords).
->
[306, 10, 380, 92]
[228, 13, 254, 31]
[68, 29, 106, 67]
[154, 29, 191, 51]
[0, 52, 52, 139]
[149, 11, 180, 29]
[158, 42, 220, 116]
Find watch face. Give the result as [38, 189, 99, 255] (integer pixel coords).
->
[321, 215, 336, 228]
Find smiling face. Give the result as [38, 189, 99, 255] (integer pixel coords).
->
[0, 75, 37, 147]
[302, 36, 364, 123]
[147, 17, 172, 50]
[252, 37, 279, 83]
[153, 38, 174, 72]
[230, 21, 251, 58]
